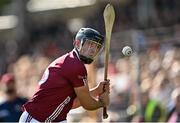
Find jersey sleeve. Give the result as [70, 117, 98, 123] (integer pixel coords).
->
[67, 63, 87, 88]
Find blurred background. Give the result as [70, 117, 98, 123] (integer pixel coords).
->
[0, 0, 179, 122]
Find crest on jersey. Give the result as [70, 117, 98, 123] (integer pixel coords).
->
[78, 75, 87, 85]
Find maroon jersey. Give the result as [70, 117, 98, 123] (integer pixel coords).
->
[23, 50, 87, 122]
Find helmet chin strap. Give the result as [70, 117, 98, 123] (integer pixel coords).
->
[75, 48, 93, 64]
[79, 55, 93, 64]
[75, 48, 94, 64]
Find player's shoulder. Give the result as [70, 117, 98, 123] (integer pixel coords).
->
[68, 51, 85, 69]
[49, 50, 86, 73]
[62, 51, 86, 75]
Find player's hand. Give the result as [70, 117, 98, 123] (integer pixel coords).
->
[99, 91, 110, 107]
[97, 79, 110, 95]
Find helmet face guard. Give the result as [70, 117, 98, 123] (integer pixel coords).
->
[74, 28, 104, 64]
[79, 39, 103, 60]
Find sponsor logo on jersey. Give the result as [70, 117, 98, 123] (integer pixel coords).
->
[78, 75, 87, 85]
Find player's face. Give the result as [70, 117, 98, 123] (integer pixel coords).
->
[80, 40, 102, 59]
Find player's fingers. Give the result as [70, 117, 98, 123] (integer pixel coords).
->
[105, 79, 110, 83]
[101, 81, 110, 85]
[104, 86, 110, 94]
[104, 82, 109, 87]
[103, 82, 110, 87]
[104, 84, 110, 90]
[101, 79, 110, 84]
[105, 90, 110, 95]
[101, 91, 109, 96]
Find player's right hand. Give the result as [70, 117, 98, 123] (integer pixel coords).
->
[98, 90, 109, 107]
[96, 79, 110, 95]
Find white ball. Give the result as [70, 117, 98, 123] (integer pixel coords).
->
[122, 46, 133, 56]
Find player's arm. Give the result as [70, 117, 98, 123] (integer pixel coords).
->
[90, 80, 110, 97]
[71, 89, 105, 109]
[72, 86, 105, 109]
[72, 80, 110, 109]
[74, 84, 108, 110]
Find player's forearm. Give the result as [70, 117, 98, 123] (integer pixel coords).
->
[80, 97, 104, 110]
[74, 85, 104, 111]
[72, 96, 103, 110]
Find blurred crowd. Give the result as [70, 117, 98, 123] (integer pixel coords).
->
[0, 0, 180, 122]
[101, 43, 179, 122]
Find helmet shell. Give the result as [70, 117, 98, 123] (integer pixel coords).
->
[74, 28, 104, 64]
[75, 28, 104, 46]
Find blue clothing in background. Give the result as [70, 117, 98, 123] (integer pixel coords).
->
[0, 97, 27, 122]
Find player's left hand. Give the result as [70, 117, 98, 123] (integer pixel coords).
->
[96, 79, 110, 95]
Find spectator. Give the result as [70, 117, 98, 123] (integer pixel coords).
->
[167, 87, 180, 122]
[0, 73, 28, 122]
[142, 91, 166, 122]
[131, 89, 167, 122]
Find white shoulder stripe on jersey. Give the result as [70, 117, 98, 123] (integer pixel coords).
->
[45, 96, 71, 122]
[39, 69, 49, 85]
